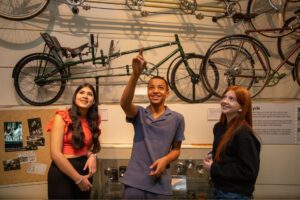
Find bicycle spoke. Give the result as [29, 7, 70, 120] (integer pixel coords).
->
[171, 54, 215, 103]
[14, 54, 66, 106]
[249, 0, 300, 37]
[278, 16, 300, 66]
[203, 36, 271, 98]
[0, 0, 48, 20]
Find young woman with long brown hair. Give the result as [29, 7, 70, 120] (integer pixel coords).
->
[47, 83, 101, 199]
[203, 86, 261, 199]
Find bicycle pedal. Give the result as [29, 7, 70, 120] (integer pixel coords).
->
[279, 73, 287, 79]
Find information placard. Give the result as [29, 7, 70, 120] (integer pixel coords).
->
[252, 103, 296, 144]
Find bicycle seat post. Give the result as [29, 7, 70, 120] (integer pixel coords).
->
[90, 34, 96, 64]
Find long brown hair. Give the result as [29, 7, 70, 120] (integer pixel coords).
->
[69, 83, 101, 153]
[214, 86, 256, 161]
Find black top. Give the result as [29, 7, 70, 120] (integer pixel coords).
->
[211, 122, 261, 196]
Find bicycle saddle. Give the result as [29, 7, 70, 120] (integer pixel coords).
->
[62, 43, 89, 58]
[232, 13, 256, 23]
[40, 32, 89, 58]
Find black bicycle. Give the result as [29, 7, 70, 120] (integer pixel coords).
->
[12, 32, 218, 105]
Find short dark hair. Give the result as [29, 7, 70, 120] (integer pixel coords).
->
[148, 76, 169, 91]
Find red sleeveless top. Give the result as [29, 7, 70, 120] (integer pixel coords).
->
[47, 110, 100, 156]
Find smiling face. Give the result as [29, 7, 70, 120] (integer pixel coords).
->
[147, 77, 169, 106]
[75, 86, 95, 111]
[220, 90, 242, 122]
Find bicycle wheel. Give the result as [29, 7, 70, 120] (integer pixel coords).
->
[170, 54, 217, 103]
[0, 0, 49, 21]
[295, 53, 300, 86]
[249, 0, 288, 37]
[277, 16, 300, 66]
[13, 54, 67, 106]
[203, 35, 271, 98]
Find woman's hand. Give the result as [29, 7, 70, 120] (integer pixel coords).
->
[84, 154, 97, 178]
[77, 175, 93, 191]
[202, 156, 213, 171]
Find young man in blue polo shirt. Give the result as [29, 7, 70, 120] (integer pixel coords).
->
[120, 50, 185, 199]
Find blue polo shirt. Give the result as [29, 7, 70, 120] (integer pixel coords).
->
[122, 105, 185, 195]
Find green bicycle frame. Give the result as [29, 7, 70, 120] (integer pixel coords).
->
[43, 34, 197, 82]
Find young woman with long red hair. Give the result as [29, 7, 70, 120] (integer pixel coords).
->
[203, 86, 261, 199]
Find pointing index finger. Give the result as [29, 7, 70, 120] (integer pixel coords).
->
[139, 48, 144, 57]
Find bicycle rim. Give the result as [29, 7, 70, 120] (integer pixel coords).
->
[250, 0, 298, 37]
[170, 54, 216, 103]
[166, 55, 181, 90]
[14, 55, 66, 106]
[277, 16, 300, 66]
[203, 36, 271, 98]
[0, 0, 49, 21]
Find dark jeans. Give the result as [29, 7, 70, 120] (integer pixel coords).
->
[48, 156, 92, 199]
[213, 188, 252, 200]
[122, 185, 172, 199]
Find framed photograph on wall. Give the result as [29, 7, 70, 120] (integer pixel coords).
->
[27, 118, 45, 148]
[27, 118, 43, 136]
[4, 121, 23, 152]
[3, 158, 21, 171]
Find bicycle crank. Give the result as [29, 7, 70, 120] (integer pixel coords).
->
[267, 71, 287, 87]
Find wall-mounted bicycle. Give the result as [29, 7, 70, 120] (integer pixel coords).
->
[202, 9, 300, 98]
[0, 0, 241, 21]
[0, 0, 87, 20]
[11, 32, 218, 106]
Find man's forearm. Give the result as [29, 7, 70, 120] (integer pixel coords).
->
[164, 149, 181, 164]
[120, 74, 139, 108]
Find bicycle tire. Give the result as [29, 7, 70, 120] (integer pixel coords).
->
[203, 35, 271, 98]
[277, 16, 300, 66]
[295, 52, 300, 86]
[166, 53, 204, 90]
[0, 0, 49, 21]
[12, 53, 44, 78]
[13, 54, 67, 106]
[170, 54, 217, 103]
[250, 0, 298, 38]
[166, 55, 184, 89]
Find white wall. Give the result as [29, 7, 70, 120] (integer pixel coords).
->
[0, 0, 300, 199]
